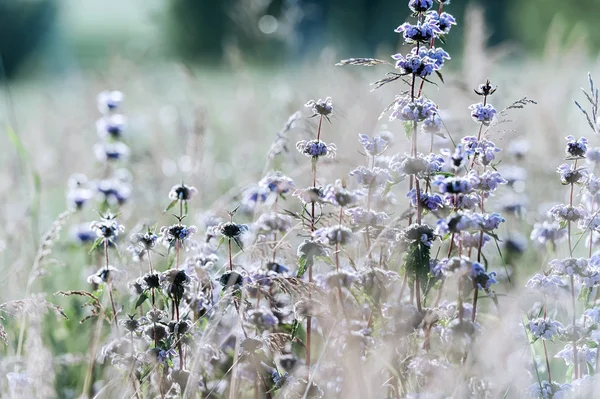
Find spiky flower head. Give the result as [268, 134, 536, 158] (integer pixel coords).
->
[296, 139, 337, 159]
[90, 211, 125, 242]
[305, 97, 333, 118]
[468, 103, 497, 125]
[408, 0, 433, 13]
[565, 135, 588, 159]
[168, 184, 198, 201]
[395, 21, 441, 44]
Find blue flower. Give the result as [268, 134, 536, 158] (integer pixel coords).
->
[259, 172, 295, 194]
[409, 0, 433, 13]
[433, 174, 478, 195]
[425, 11, 456, 34]
[470, 262, 497, 290]
[475, 170, 507, 191]
[296, 139, 337, 158]
[468, 103, 497, 125]
[462, 136, 501, 166]
[391, 51, 438, 78]
[358, 133, 389, 156]
[395, 21, 441, 43]
[441, 144, 473, 168]
[96, 114, 126, 139]
[530, 221, 567, 246]
[528, 318, 564, 340]
[406, 189, 444, 211]
[97, 90, 124, 113]
[565, 135, 588, 158]
[389, 97, 437, 122]
[349, 166, 393, 188]
[422, 113, 443, 134]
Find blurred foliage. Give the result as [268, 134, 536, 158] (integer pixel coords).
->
[0, 0, 57, 78]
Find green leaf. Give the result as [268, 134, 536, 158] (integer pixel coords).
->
[403, 121, 413, 140]
[296, 255, 309, 278]
[315, 255, 334, 266]
[217, 236, 225, 250]
[435, 70, 444, 84]
[88, 238, 104, 255]
[134, 292, 149, 309]
[290, 319, 300, 341]
[183, 201, 188, 217]
[164, 199, 178, 214]
[404, 241, 430, 287]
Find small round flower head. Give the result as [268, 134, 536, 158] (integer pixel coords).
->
[67, 187, 94, 210]
[389, 153, 444, 178]
[358, 133, 389, 156]
[446, 192, 480, 210]
[255, 212, 292, 234]
[473, 212, 505, 231]
[90, 212, 125, 241]
[94, 141, 130, 162]
[548, 204, 587, 222]
[391, 51, 438, 78]
[293, 186, 325, 204]
[454, 231, 490, 249]
[468, 103, 497, 125]
[168, 183, 198, 201]
[96, 114, 126, 139]
[305, 97, 333, 118]
[159, 224, 197, 249]
[475, 170, 507, 192]
[422, 113, 443, 134]
[433, 174, 478, 195]
[550, 257, 588, 277]
[407, 189, 444, 212]
[395, 21, 441, 43]
[87, 265, 123, 285]
[313, 226, 354, 246]
[531, 221, 567, 246]
[528, 381, 571, 399]
[555, 344, 597, 367]
[296, 139, 337, 158]
[128, 230, 158, 261]
[138, 272, 161, 290]
[349, 166, 393, 188]
[565, 135, 588, 159]
[473, 80, 497, 97]
[216, 221, 248, 250]
[586, 174, 600, 195]
[324, 270, 358, 290]
[435, 213, 480, 235]
[323, 179, 360, 207]
[400, 223, 436, 247]
[259, 171, 295, 194]
[557, 163, 588, 185]
[71, 223, 96, 244]
[526, 273, 566, 296]
[95, 178, 132, 206]
[423, 47, 451, 69]
[389, 96, 437, 122]
[528, 318, 564, 340]
[241, 184, 270, 211]
[425, 11, 456, 33]
[97, 90, 124, 113]
[247, 307, 279, 331]
[161, 269, 196, 302]
[470, 263, 497, 290]
[345, 207, 389, 226]
[462, 136, 501, 166]
[408, 0, 433, 12]
[440, 144, 472, 169]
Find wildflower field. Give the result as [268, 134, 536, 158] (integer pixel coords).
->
[3, 1, 600, 398]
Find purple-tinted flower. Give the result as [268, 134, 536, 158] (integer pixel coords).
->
[241, 185, 270, 211]
[528, 318, 564, 340]
[323, 179, 361, 207]
[345, 207, 389, 226]
[168, 184, 198, 201]
[441, 144, 472, 169]
[548, 204, 587, 222]
[400, 223, 436, 247]
[527, 381, 571, 399]
[255, 212, 293, 234]
[389, 152, 444, 177]
[395, 21, 441, 43]
[349, 166, 393, 188]
[435, 213, 479, 235]
[470, 262, 497, 290]
[565, 135, 588, 158]
[94, 141, 130, 162]
[424, 47, 451, 68]
[358, 133, 389, 156]
[586, 174, 600, 195]
[422, 113, 443, 134]
[586, 147, 600, 165]
[296, 139, 337, 158]
[530, 221, 566, 248]
[409, 0, 433, 12]
[433, 173, 478, 195]
[462, 136, 501, 166]
[71, 223, 96, 244]
[526, 273, 566, 296]
[293, 186, 325, 204]
[67, 187, 94, 210]
[389, 97, 437, 122]
[549, 257, 588, 277]
[454, 231, 490, 249]
[159, 224, 197, 249]
[96, 114, 126, 139]
[97, 90, 124, 113]
[557, 163, 588, 185]
[391, 51, 438, 78]
[425, 11, 456, 34]
[474, 212, 505, 231]
[407, 189, 444, 211]
[444, 193, 480, 210]
[475, 170, 507, 191]
[259, 172, 295, 194]
[469, 103, 497, 125]
[313, 226, 354, 246]
[90, 211, 125, 241]
[95, 177, 131, 205]
[556, 344, 597, 367]
[305, 97, 333, 117]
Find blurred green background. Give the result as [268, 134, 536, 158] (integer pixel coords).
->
[2, 0, 600, 79]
